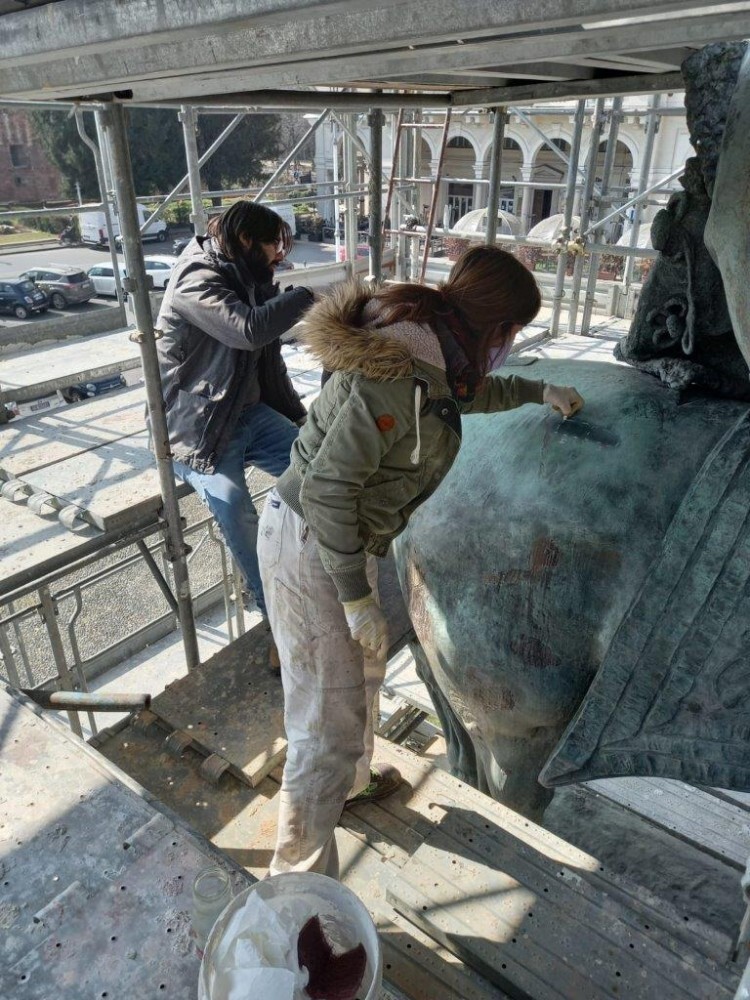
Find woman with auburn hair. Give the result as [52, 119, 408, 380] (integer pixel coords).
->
[258, 245, 584, 879]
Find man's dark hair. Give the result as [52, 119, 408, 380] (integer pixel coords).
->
[207, 200, 293, 266]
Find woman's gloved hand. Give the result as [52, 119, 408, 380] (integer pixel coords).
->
[342, 595, 389, 658]
[542, 383, 585, 418]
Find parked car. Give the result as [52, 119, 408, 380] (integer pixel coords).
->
[18, 265, 95, 309]
[62, 373, 127, 403]
[87, 262, 127, 297]
[143, 255, 177, 289]
[0, 278, 49, 319]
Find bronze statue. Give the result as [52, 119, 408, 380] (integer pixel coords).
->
[394, 42, 750, 818]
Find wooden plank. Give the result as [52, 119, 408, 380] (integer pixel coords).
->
[590, 777, 750, 869]
[336, 824, 512, 1000]
[96, 715, 279, 874]
[708, 787, 750, 813]
[102, 550, 407, 787]
[101, 716, 505, 1000]
[543, 784, 744, 952]
[0, 329, 141, 403]
[0, 385, 146, 480]
[201, 773, 510, 999]
[150, 621, 287, 788]
[368, 737, 734, 964]
[18, 428, 162, 531]
[389, 826, 737, 1000]
[438, 806, 736, 985]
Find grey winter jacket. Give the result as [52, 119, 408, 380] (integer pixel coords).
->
[276, 283, 546, 602]
[155, 236, 314, 473]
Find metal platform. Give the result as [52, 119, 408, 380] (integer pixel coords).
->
[0, 342, 323, 600]
[0, 329, 141, 406]
[0, 684, 254, 999]
[0, 384, 146, 481]
[2, 2, 749, 106]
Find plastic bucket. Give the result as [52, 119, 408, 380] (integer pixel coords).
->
[198, 871, 382, 1000]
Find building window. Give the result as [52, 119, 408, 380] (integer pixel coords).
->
[447, 136, 472, 149]
[10, 144, 31, 168]
[15, 176, 24, 186]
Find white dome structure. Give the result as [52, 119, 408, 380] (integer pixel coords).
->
[452, 207, 522, 237]
[527, 214, 582, 242]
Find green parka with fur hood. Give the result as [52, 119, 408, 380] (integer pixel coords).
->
[275, 283, 545, 603]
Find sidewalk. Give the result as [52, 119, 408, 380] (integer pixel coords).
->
[0, 237, 58, 255]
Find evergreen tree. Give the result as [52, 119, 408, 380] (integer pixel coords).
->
[197, 113, 281, 191]
[29, 109, 99, 200]
[30, 107, 282, 200]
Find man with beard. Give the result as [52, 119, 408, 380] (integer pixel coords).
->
[155, 201, 314, 636]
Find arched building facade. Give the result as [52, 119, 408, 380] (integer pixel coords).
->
[313, 95, 692, 238]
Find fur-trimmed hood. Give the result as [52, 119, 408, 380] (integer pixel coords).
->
[300, 282, 446, 382]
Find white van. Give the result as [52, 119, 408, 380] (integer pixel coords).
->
[79, 203, 168, 246]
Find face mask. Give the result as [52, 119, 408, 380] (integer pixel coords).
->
[486, 339, 513, 372]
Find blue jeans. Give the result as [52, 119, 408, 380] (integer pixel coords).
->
[174, 404, 299, 617]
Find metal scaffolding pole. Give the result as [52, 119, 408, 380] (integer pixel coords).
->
[94, 112, 115, 194]
[104, 102, 201, 673]
[255, 109, 329, 204]
[393, 111, 413, 281]
[368, 106, 385, 282]
[331, 117, 342, 264]
[343, 113, 359, 274]
[180, 104, 209, 237]
[76, 108, 126, 311]
[567, 99, 606, 335]
[383, 107, 405, 238]
[550, 100, 586, 338]
[485, 111, 507, 246]
[581, 97, 623, 334]
[583, 165, 683, 238]
[409, 111, 423, 281]
[623, 94, 661, 289]
[511, 105, 593, 192]
[38, 586, 82, 737]
[331, 111, 411, 218]
[141, 112, 247, 232]
[93, 109, 130, 301]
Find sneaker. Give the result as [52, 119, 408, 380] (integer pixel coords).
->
[344, 763, 403, 805]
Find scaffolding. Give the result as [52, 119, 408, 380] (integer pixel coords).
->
[0, 89, 676, 717]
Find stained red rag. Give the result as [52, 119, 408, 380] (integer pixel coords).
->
[297, 914, 367, 1000]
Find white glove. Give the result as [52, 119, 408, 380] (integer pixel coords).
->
[342, 595, 389, 659]
[543, 382, 584, 418]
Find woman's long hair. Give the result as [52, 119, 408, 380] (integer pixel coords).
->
[374, 245, 541, 373]
[207, 200, 293, 272]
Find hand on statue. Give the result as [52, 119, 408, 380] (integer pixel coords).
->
[342, 595, 389, 659]
[543, 383, 584, 419]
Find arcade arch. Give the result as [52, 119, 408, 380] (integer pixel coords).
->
[529, 138, 570, 229]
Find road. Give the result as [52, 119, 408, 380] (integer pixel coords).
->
[0, 235, 339, 329]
